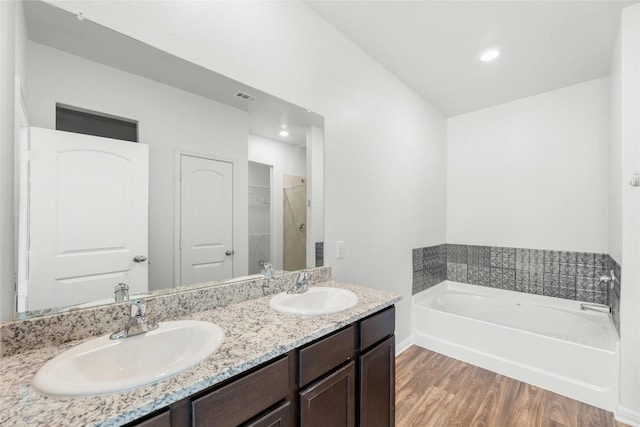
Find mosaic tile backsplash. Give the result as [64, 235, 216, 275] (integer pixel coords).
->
[315, 242, 324, 267]
[412, 244, 621, 335]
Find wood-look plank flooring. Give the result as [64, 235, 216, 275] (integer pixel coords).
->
[396, 346, 628, 427]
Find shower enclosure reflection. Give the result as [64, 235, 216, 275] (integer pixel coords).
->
[283, 175, 308, 271]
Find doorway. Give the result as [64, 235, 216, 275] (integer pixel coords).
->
[248, 162, 272, 275]
[179, 155, 233, 285]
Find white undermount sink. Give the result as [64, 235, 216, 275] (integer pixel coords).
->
[32, 320, 224, 397]
[269, 287, 358, 316]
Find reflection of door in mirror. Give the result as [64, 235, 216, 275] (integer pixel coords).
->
[24, 127, 149, 311]
[283, 175, 307, 271]
[248, 162, 272, 275]
[179, 155, 233, 286]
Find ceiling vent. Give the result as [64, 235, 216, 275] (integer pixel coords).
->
[234, 91, 256, 101]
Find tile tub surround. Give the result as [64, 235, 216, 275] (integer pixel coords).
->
[446, 246, 612, 305]
[315, 241, 324, 267]
[412, 244, 447, 294]
[412, 245, 621, 335]
[0, 267, 331, 358]
[0, 280, 399, 427]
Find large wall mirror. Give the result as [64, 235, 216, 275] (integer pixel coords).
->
[15, 1, 324, 318]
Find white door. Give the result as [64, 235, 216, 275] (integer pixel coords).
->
[180, 155, 233, 285]
[27, 127, 148, 311]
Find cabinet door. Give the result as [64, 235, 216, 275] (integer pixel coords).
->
[300, 361, 355, 427]
[359, 336, 395, 427]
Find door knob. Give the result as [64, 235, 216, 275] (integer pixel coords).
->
[133, 255, 147, 263]
[225, 250, 235, 256]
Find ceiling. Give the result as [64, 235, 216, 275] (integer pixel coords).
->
[306, 1, 636, 117]
[24, 1, 321, 146]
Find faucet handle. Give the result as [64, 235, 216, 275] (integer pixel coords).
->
[298, 270, 310, 282]
[129, 300, 146, 318]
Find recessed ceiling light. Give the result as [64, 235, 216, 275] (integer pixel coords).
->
[279, 130, 289, 137]
[480, 49, 500, 62]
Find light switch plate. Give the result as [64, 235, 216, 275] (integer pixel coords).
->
[336, 241, 345, 259]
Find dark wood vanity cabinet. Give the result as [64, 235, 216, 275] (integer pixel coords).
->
[359, 306, 396, 427]
[127, 306, 395, 427]
[359, 336, 395, 427]
[298, 325, 356, 427]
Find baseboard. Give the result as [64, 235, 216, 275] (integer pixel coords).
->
[616, 405, 640, 426]
[395, 335, 414, 356]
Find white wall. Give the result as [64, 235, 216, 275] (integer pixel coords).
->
[447, 78, 609, 253]
[248, 134, 306, 271]
[48, 1, 449, 342]
[610, 4, 640, 424]
[609, 24, 623, 265]
[26, 41, 249, 292]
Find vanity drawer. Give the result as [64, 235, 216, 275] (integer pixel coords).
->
[359, 306, 395, 351]
[299, 325, 355, 387]
[129, 410, 171, 427]
[244, 401, 291, 427]
[192, 356, 289, 427]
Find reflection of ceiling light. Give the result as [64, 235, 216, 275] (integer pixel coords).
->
[281, 124, 287, 129]
[480, 49, 500, 62]
[279, 130, 289, 137]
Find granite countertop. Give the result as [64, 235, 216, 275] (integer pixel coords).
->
[0, 281, 400, 427]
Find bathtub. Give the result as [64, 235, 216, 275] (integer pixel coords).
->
[413, 281, 619, 411]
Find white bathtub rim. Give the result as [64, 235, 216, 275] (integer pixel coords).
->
[416, 280, 613, 314]
[416, 299, 617, 353]
[414, 281, 619, 351]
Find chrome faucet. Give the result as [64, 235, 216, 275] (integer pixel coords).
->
[580, 302, 611, 314]
[110, 299, 158, 340]
[114, 283, 129, 302]
[287, 270, 310, 294]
